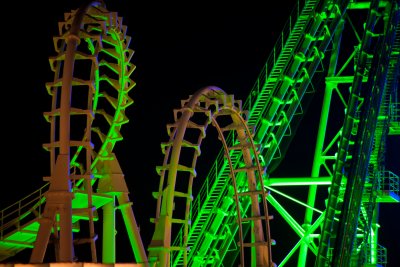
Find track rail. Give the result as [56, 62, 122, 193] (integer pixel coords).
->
[148, 86, 275, 266]
[0, 1, 138, 262]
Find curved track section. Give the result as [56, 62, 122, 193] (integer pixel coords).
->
[44, 1, 135, 184]
[0, 1, 137, 263]
[148, 86, 275, 266]
[37, 1, 136, 262]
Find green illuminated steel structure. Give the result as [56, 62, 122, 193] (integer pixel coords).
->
[0, 0, 400, 266]
[167, 0, 400, 266]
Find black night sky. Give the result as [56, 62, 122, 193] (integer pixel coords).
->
[1, 0, 399, 266]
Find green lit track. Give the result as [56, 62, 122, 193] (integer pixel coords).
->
[169, 0, 400, 266]
[1, 0, 400, 266]
[0, 1, 139, 263]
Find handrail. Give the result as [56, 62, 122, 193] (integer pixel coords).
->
[243, 0, 306, 113]
[172, 0, 309, 260]
[186, 0, 308, 242]
[0, 183, 49, 239]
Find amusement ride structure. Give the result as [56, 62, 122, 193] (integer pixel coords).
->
[0, 0, 399, 266]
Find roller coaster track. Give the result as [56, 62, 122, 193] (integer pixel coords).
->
[318, 1, 400, 265]
[148, 87, 275, 266]
[0, 1, 144, 263]
[1, 0, 399, 266]
[169, 0, 400, 266]
[171, 0, 347, 265]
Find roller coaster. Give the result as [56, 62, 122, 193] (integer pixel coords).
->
[0, 0, 399, 266]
